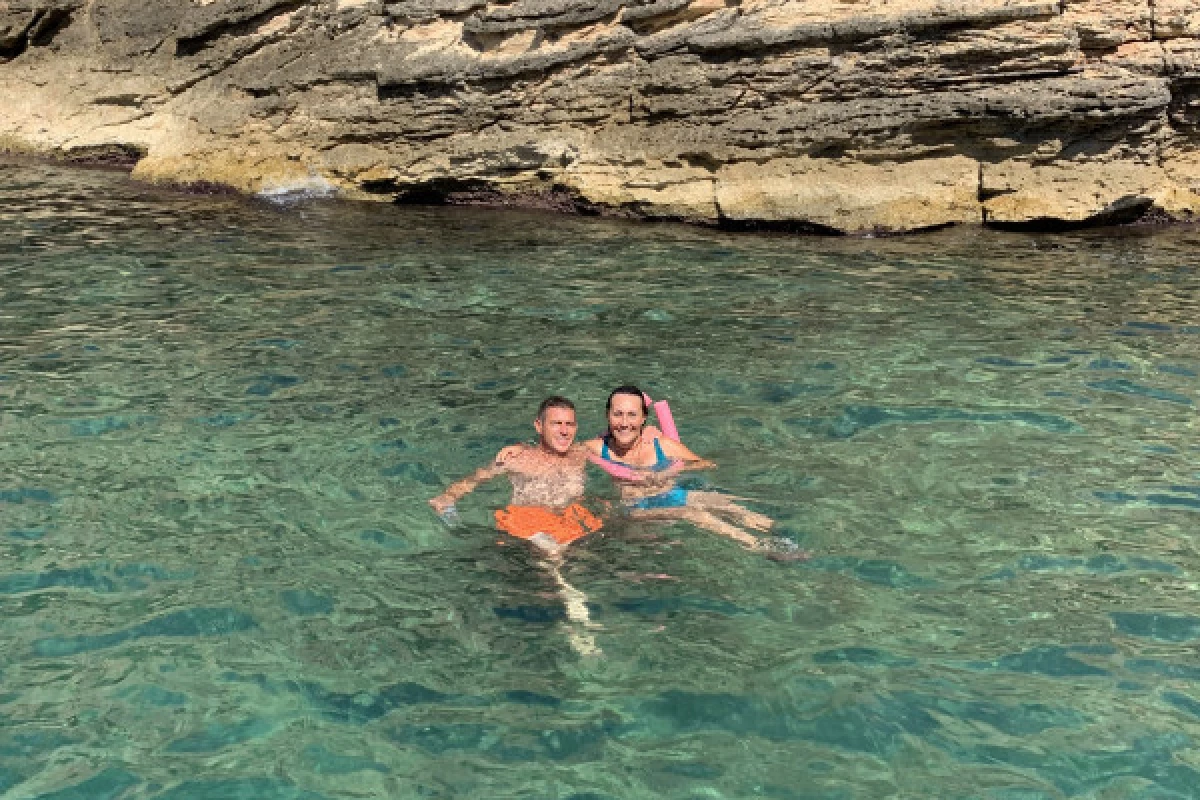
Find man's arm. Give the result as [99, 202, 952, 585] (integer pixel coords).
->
[429, 450, 516, 513]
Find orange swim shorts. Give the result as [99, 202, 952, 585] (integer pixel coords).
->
[494, 503, 603, 546]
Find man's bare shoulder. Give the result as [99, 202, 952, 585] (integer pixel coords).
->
[495, 444, 534, 466]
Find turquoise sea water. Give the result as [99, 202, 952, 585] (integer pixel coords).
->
[3, 158, 1200, 799]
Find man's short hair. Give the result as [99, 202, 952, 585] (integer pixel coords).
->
[537, 395, 575, 420]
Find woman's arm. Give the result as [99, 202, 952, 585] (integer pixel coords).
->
[657, 436, 716, 471]
[583, 437, 647, 482]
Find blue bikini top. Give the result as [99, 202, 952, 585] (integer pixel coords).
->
[601, 436, 673, 471]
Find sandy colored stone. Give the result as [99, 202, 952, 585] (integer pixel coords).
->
[1, 0, 1198, 232]
[716, 157, 981, 232]
[1156, 0, 1200, 39]
[133, 149, 321, 194]
[564, 163, 718, 221]
[981, 161, 1200, 223]
[1062, 0, 1152, 50]
[1162, 150, 1200, 206]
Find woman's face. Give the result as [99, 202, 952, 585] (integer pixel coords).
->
[607, 393, 646, 447]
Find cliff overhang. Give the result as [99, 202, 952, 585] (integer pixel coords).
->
[3, 0, 1199, 234]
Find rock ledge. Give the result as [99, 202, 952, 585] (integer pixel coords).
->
[2, 0, 1199, 233]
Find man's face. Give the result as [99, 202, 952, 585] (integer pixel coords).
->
[535, 407, 577, 455]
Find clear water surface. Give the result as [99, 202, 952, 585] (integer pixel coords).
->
[3, 159, 1200, 799]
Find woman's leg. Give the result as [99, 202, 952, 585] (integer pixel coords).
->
[631, 502, 808, 559]
[686, 491, 774, 532]
[631, 507, 760, 548]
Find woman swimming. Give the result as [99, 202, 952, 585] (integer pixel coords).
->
[583, 385, 778, 550]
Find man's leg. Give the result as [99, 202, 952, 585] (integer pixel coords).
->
[528, 532, 564, 558]
[540, 557, 601, 657]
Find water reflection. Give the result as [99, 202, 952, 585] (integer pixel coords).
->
[3, 158, 1200, 798]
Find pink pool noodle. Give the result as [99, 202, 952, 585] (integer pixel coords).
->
[588, 453, 641, 481]
[653, 400, 679, 442]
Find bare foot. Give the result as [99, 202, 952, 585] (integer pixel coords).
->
[565, 626, 603, 657]
[766, 548, 813, 563]
[755, 536, 812, 562]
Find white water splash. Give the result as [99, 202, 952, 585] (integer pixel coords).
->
[256, 175, 337, 203]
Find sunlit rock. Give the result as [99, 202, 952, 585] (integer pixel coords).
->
[2, 0, 1199, 232]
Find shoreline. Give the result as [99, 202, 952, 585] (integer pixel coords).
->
[6, 150, 1197, 241]
[2, 0, 1197, 239]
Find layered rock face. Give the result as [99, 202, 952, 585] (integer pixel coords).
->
[2, 0, 1199, 232]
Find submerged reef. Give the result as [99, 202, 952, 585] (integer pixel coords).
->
[2, 0, 1199, 233]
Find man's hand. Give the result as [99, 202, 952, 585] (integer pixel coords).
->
[429, 494, 454, 515]
[496, 445, 524, 464]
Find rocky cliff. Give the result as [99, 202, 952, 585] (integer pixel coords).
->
[2, 0, 1199, 233]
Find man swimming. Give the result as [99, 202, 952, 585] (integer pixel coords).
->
[430, 395, 604, 655]
[429, 395, 601, 557]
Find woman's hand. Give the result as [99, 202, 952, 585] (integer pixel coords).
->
[618, 456, 687, 489]
[656, 436, 715, 471]
[635, 465, 679, 491]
